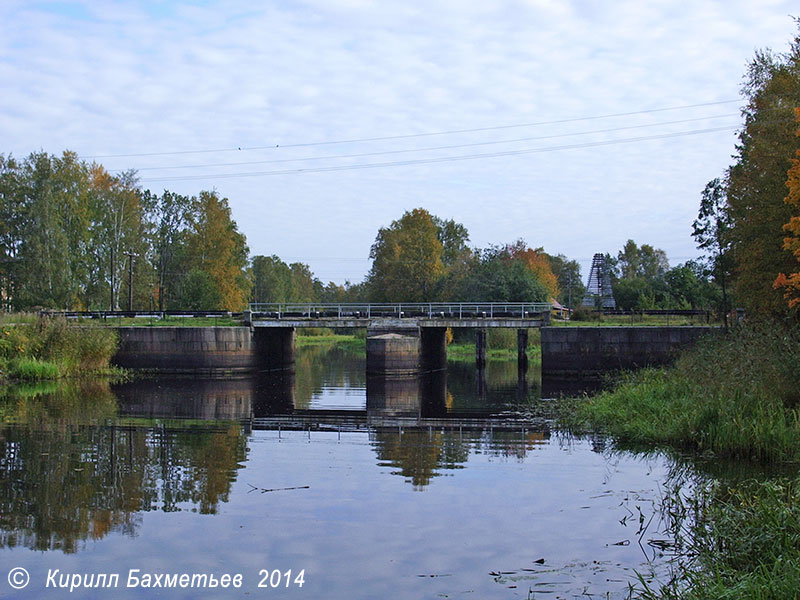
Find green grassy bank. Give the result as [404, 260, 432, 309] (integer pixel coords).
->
[571, 321, 800, 599]
[0, 315, 120, 381]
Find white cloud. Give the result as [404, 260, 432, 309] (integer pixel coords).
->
[1, 0, 798, 282]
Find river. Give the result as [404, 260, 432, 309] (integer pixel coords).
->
[0, 344, 712, 599]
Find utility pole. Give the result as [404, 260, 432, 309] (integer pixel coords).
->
[568, 270, 572, 313]
[110, 247, 115, 310]
[124, 250, 138, 311]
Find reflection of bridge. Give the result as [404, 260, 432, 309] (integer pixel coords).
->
[247, 302, 551, 375]
[251, 413, 549, 434]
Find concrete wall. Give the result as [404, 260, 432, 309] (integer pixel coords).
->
[541, 326, 717, 378]
[113, 327, 259, 374]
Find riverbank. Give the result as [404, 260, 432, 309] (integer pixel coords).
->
[0, 315, 120, 381]
[571, 321, 800, 598]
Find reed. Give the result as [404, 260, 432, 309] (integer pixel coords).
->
[0, 315, 119, 380]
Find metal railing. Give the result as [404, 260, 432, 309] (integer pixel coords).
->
[248, 302, 552, 319]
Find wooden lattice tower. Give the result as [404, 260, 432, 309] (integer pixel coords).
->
[581, 253, 616, 309]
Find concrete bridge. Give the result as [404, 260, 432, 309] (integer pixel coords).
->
[111, 302, 551, 376]
[247, 302, 551, 374]
[107, 302, 716, 379]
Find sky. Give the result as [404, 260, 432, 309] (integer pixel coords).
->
[1, 0, 798, 286]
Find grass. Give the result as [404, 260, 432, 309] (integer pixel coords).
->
[79, 315, 242, 327]
[550, 313, 718, 327]
[572, 321, 800, 463]
[295, 333, 366, 353]
[637, 477, 800, 600]
[446, 342, 541, 361]
[0, 315, 120, 380]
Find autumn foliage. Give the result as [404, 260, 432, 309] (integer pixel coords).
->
[774, 107, 800, 308]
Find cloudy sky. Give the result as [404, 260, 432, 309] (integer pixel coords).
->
[2, 1, 798, 285]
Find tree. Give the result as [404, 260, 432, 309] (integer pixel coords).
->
[432, 216, 470, 267]
[2, 151, 91, 309]
[612, 240, 669, 310]
[251, 255, 292, 303]
[367, 208, 445, 302]
[461, 244, 550, 303]
[617, 239, 668, 281]
[724, 27, 800, 314]
[87, 165, 150, 310]
[548, 254, 585, 309]
[289, 262, 315, 302]
[693, 178, 733, 322]
[613, 277, 655, 310]
[142, 189, 193, 311]
[507, 241, 559, 300]
[183, 191, 250, 310]
[774, 107, 800, 309]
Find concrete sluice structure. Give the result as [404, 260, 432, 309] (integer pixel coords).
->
[111, 320, 519, 377]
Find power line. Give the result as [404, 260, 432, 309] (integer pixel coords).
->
[126, 113, 739, 173]
[83, 99, 741, 160]
[140, 125, 738, 183]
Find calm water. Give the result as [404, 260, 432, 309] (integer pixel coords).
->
[0, 346, 699, 599]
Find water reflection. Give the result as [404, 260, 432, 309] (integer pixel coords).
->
[372, 428, 549, 490]
[0, 381, 247, 553]
[113, 377, 253, 420]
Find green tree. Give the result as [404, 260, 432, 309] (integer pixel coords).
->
[460, 244, 550, 302]
[251, 255, 293, 303]
[142, 189, 193, 311]
[368, 208, 445, 302]
[87, 165, 150, 310]
[548, 254, 585, 309]
[617, 239, 668, 281]
[693, 178, 733, 322]
[289, 262, 316, 302]
[724, 27, 800, 314]
[3, 151, 91, 309]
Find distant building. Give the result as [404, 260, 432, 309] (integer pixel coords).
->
[581, 253, 616, 309]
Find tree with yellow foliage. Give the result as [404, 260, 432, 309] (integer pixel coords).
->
[774, 107, 800, 309]
[184, 191, 250, 310]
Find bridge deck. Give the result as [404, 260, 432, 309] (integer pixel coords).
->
[252, 317, 547, 328]
[249, 302, 552, 328]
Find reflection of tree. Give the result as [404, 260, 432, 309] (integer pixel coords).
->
[293, 345, 366, 410]
[445, 359, 541, 411]
[0, 382, 247, 553]
[372, 430, 470, 490]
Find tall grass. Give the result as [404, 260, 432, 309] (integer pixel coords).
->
[637, 477, 800, 600]
[573, 321, 800, 599]
[576, 321, 800, 463]
[0, 316, 119, 380]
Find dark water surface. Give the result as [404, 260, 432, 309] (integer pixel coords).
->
[0, 346, 699, 599]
